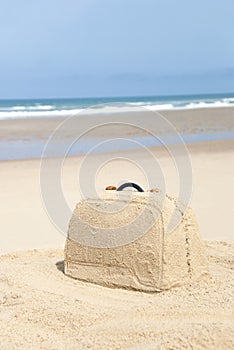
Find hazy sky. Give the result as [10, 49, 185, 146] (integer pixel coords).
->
[0, 0, 233, 98]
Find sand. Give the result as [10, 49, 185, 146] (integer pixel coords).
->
[0, 107, 234, 348]
[0, 241, 233, 349]
[1, 107, 234, 141]
[0, 139, 233, 255]
[65, 192, 209, 291]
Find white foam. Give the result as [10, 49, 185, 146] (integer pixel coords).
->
[184, 101, 231, 109]
[223, 97, 234, 103]
[11, 105, 54, 111]
[0, 98, 234, 120]
[127, 102, 146, 106]
[0, 108, 84, 119]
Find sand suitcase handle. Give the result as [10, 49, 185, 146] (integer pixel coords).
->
[116, 182, 144, 192]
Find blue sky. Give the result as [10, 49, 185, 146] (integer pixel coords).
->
[0, 0, 233, 98]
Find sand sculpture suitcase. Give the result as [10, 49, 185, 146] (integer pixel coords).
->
[65, 183, 209, 292]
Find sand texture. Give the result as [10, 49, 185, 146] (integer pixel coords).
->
[65, 192, 208, 291]
[0, 241, 233, 349]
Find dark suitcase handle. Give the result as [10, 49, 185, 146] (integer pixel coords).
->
[116, 182, 144, 192]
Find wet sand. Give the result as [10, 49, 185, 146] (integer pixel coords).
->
[1, 106, 234, 141]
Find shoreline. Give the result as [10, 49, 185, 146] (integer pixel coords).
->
[1, 106, 234, 139]
[1, 138, 234, 164]
[1, 106, 234, 161]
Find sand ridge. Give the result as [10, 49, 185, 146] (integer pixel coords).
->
[0, 241, 233, 349]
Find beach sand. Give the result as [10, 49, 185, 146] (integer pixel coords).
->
[1, 139, 233, 254]
[0, 241, 233, 350]
[1, 107, 234, 141]
[0, 107, 234, 348]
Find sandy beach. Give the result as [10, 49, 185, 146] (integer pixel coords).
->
[1, 0, 234, 346]
[1, 106, 234, 142]
[1, 137, 234, 254]
[0, 107, 234, 349]
[0, 241, 233, 350]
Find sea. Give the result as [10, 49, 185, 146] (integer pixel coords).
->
[1, 92, 234, 160]
[0, 92, 234, 119]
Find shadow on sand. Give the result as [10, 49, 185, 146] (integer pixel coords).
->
[56, 260, 65, 273]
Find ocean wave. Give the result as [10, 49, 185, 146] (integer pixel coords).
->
[11, 105, 54, 111]
[146, 104, 174, 110]
[145, 99, 234, 110]
[0, 97, 234, 120]
[183, 101, 231, 109]
[223, 97, 234, 103]
[127, 102, 147, 106]
[0, 108, 84, 119]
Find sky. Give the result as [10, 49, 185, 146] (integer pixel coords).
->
[0, 0, 233, 98]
